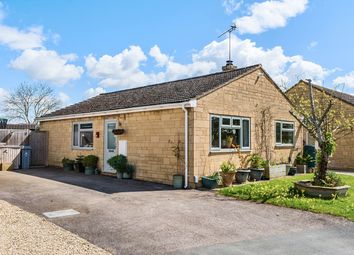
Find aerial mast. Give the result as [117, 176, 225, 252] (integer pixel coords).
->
[218, 24, 237, 71]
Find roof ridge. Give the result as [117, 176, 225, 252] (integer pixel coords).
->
[100, 64, 262, 96]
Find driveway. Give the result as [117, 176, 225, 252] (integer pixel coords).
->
[0, 168, 353, 255]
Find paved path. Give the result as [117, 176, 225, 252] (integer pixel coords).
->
[0, 168, 353, 255]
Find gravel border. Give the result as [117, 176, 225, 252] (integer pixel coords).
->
[0, 200, 111, 255]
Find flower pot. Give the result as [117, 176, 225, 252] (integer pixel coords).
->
[287, 167, 297, 176]
[122, 172, 132, 179]
[249, 168, 264, 181]
[84, 166, 95, 175]
[173, 174, 184, 189]
[236, 169, 250, 184]
[202, 176, 218, 189]
[74, 162, 85, 172]
[117, 172, 123, 179]
[221, 172, 235, 187]
[63, 163, 73, 171]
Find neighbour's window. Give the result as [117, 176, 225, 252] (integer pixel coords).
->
[275, 121, 294, 146]
[210, 115, 250, 151]
[72, 122, 93, 149]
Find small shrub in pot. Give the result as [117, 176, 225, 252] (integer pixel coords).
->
[74, 155, 85, 172]
[82, 155, 99, 175]
[220, 161, 236, 187]
[249, 153, 265, 181]
[62, 157, 74, 171]
[107, 154, 128, 179]
[202, 172, 222, 189]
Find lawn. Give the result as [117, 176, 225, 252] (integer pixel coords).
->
[219, 174, 354, 221]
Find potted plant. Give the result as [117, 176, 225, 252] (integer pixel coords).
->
[169, 139, 184, 189]
[62, 157, 74, 171]
[249, 153, 265, 181]
[226, 134, 233, 148]
[234, 146, 251, 184]
[123, 164, 135, 179]
[107, 154, 128, 179]
[202, 172, 221, 189]
[82, 155, 99, 175]
[295, 153, 313, 173]
[220, 161, 236, 187]
[74, 155, 85, 172]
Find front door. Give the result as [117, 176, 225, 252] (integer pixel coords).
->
[104, 120, 117, 173]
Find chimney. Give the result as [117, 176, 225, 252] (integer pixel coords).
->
[222, 60, 236, 71]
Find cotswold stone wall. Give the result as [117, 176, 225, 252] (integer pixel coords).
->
[40, 109, 186, 185]
[190, 69, 303, 179]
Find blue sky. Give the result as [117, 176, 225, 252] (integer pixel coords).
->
[0, 0, 353, 114]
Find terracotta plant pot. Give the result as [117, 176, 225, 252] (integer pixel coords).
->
[221, 172, 235, 187]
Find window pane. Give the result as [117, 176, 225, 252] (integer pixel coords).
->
[282, 131, 294, 144]
[276, 122, 281, 143]
[221, 128, 240, 149]
[107, 123, 116, 150]
[80, 131, 93, 147]
[80, 123, 92, 129]
[211, 116, 220, 148]
[242, 119, 250, 148]
[282, 123, 294, 129]
[232, 118, 240, 126]
[73, 124, 78, 146]
[222, 118, 231, 126]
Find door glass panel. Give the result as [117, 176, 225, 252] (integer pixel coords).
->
[107, 123, 116, 150]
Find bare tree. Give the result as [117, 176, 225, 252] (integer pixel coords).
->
[3, 82, 61, 124]
[288, 79, 354, 184]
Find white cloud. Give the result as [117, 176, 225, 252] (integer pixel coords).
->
[58, 92, 70, 106]
[85, 87, 106, 98]
[307, 41, 318, 50]
[223, 0, 243, 15]
[85, 45, 215, 88]
[11, 49, 84, 85]
[0, 25, 45, 50]
[333, 71, 354, 88]
[235, 0, 308, 34]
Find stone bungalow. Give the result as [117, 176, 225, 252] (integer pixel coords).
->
[287, 80, 354, 171]
[38, 64, 303, 187]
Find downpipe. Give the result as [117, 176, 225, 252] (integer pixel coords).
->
[182, 103, 188, 189]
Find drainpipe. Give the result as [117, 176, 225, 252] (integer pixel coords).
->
[182, 103, 189, 189]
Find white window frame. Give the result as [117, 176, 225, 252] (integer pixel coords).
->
[72, 121, 94, 150]
[275, 120, 295, 146]
[210, 114, 251, 152]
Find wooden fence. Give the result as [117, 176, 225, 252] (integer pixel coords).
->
[0, 129, 48, 168]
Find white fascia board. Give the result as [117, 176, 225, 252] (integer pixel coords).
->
[37, 99, 197, 122]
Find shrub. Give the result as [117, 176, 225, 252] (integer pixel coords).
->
[107, 154, 128, 173]
[295, 152, 314, 165]
[126, 164, 136, 174]
[82, 155, 99, 168]
[249, 153, 265, 169]
[220, 161, 236, 173]
[62, 157, 74, 165]
[313, 170, 343, 187]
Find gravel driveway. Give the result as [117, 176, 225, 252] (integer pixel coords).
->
[0, 168, 353, 255]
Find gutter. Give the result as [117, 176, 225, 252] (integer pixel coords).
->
[37, 100, 197, 122]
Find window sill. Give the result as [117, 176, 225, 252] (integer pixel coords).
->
[209, 149, 252, 154]
[275, 144, 295, 149]
[72, 147, 94, 151]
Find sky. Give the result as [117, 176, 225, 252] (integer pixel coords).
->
[0, 0, 354, 117]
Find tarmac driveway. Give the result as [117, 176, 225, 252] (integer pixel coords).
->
[0, 168, 353, 255]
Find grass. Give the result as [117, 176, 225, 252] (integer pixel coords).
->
[219, 174, 354, 221]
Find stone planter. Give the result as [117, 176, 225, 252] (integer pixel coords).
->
[221, 172, 235, 187]
[249, 168, 264, 181]
[202, 176, 218, 189]
[294, 180, 350, 199]
[173, 174, 184, 189]
[264, 164, 287, 179]
[296, 164, 308, 174]
[84, 166, 95, 175]
[235, 169, 250, 184]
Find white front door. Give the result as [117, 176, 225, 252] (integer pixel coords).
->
[104, 120, 117, 173]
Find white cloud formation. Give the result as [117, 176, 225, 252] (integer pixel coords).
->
[11, 49, 84, 85]
[235, 0, 308, 34]
[85, 45, 215, 88]
[0, 25, 45, 50]
[58, 92, 70, 106]
[85, 87, 106, 98]
[333, 71, 354, 88]
[223, 0, 243, 15]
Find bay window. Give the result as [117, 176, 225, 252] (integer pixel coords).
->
[275, 121, 294, 146]
[211, 115, 251, 151]
[73, 122, 93, 149]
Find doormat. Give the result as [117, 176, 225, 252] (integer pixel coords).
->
[43, 209, 80, 218]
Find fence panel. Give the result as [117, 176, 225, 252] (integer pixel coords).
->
[0, 129, 30, 145]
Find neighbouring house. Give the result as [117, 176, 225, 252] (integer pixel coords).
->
[38, 64, 303, 186]
[286, 80, 354, 171]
